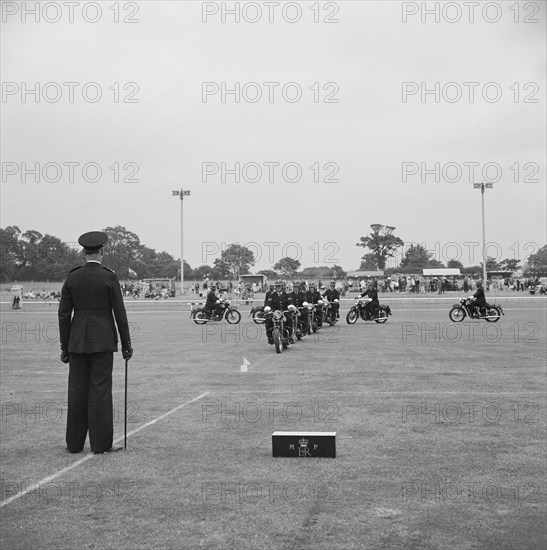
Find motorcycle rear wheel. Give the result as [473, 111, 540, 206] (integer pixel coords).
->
[485, 306, 501, 323]
[193, 310, 208, 325]
[251, 309, 266, 324]
[375, 310, 388, 323]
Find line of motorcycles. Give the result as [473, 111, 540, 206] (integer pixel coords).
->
[191, 295, 505, 353]
[249, 300, 340, 354]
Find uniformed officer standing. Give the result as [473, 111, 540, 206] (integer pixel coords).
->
[58, 232, 133, 454]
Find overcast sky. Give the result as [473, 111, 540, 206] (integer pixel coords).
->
[1, 0, 545, 273]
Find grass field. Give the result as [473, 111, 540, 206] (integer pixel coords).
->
[1, 296, 546, 550]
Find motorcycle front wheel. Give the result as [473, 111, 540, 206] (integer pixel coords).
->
[346, 309, 358, 324]
[449, 307, 466, 323]
[273, 328, 282, 353]
[225, 309, 241, 324]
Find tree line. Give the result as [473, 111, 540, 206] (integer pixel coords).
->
[1, 224, 545, 283]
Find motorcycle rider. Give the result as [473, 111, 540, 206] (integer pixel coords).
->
[306, 282, 323, 328]
[264, 283, 275, 307]
[204, 285, 222, 319]
[292, 281, 309, 335]
[264, 281, 294, 344]
[322, 281, 341, 321]
[468, 280, 488, 317]
[360, 280, 379, 319]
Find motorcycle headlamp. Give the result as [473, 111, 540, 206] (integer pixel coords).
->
[273, 310, 283, 320]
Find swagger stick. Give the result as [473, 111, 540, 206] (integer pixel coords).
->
[124, 358, 128, 449]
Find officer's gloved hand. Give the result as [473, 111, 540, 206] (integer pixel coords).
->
[122, 345, 133, 360]
[60, 350, 70, 363]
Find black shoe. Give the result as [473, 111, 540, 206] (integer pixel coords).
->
[93, 445, 123, 454]
[268, 339, 273, 345]
[66, 448, 83, 454]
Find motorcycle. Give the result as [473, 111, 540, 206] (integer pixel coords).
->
[346, 298, 392, 324]
[303, 302, 319, 334]
[448, 298, 504, 323]
[322, 298, 340, 326]
[191, 299, 241, 324]
[264, 307, 296, 353]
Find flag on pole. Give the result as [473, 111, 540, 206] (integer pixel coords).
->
[128, 268, 137, 279]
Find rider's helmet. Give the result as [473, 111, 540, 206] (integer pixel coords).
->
[309, 282, 316, 288]
[274, 280, 284, 290]
[330, 281, 336, 288]
[210, 285, 217, 291]
[476, 280, 483, 288]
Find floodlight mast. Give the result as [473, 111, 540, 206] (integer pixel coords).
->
[473, 182, 493, 289]
[172, 189, 191, 294]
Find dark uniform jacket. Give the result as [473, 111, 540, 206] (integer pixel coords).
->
[293, 291, 308, 307]
[264, 289, 274, 307]
[322, 288, 340, 302]
[266, 291, 292, 311]
[58, 262, 130, 353]
[472, 287, 487, 307]
[305, 289, 322, 304]
[205, 290, 219, 309]
[360, 288, 379, 304]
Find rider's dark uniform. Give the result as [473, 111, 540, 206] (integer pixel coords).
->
[205, 289, 220, 318]
[306, 287, 323, 327]
[360, 287, 379, 317]
[470, 287, 488, 316]
[265, 289, 293, 343]
[322, 287, 341, 319]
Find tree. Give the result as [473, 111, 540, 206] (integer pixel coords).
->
[527, 245, 547, 268]
[359, 253, 379, 271]
[500, 258, 520, 272]
[102, 226, 141, 273]
[299, 266, 346, 280]
[258, 269, 278, 279]
[481, 256, 501, 272]
[273, 257, 301, 276]
[213, 243, 255, 279]
[447, 259, 464, 270]
[356, 224, 404, 270]
[398, 244, 444, 272]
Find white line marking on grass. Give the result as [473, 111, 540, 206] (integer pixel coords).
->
[241, 355, 270, 373]
[112, 391, 210, 445]
[0, 391, 211, 509]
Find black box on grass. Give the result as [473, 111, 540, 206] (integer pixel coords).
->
[272, 431, 336, 458]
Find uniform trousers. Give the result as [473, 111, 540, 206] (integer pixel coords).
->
[66, 352, 114, 453]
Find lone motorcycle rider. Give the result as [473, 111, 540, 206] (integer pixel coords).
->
[468, 281, 488, 317]
[204, 285, 221, 319]
[360, 281, 379, 318]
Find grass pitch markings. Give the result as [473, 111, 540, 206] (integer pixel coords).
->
[0, 391, 211, 509]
